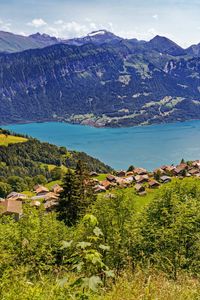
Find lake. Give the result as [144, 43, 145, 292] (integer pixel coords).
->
[3, 120, 200, 170]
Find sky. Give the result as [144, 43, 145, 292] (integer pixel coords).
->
[0, 0, 200, 47]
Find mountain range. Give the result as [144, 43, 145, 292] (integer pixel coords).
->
[1, 30, 200, 127]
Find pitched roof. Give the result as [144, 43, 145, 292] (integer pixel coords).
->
[35, 185, 49, 194]
[0, 200, 22, 215]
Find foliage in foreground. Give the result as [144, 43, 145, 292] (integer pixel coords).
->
[1, 178, 200, 299]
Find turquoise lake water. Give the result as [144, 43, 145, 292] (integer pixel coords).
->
[3, 120, 200, 170]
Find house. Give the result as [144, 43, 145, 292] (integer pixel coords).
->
[0, 200, 22, 220]
[34, 185, 49, 196]
[134, 168, 148, 175]
[94, 185, 106, 193]
[173, 164, 188, 176]
[126, 171, 134, 176]
[123, 176, 134, 184]
[135, 174, 149, 184]
[116, 170, 126, 177]
[135, 183, 145, 193]
[188, 168, 199, 176]
[44, 200, 59, 212]
[153, 168, 165, 176]
[51, 184, 63, 194]
[89, 171, 98, 177]
[160, 176, 172, 183]
[44, 192, 59, 202]
[149, 180, 160, 188]
[106, 174, 116, 182]
[164, 166, 175, 174]
[100, 180, 113, 190]
[6, 192, 27, 201]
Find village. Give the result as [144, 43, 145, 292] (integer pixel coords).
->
[1, 159, 200, 220]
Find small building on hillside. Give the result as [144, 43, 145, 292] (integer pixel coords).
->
[0, 200, 22, 220]
[94, 185, 106, 193]
[135, 183, 145, 194]
[6, 192, 27, 202]
[160, 176, 172, 184]
[89, 171, 98, 177]
[135, 174, 149, 184]
[44, 200, 59, 212]
[34, 185, 49, 196]
[174, 164, 188, 176]
[106, 174, 116, 182]
[116, 170, 126, 177]
[134, 168, 148, 175]
[51, 184, 63, 194]
[149, 180, 160, 189]
[100, 180, 113, 190]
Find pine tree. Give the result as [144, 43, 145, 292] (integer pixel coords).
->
[57, 169, 81, 226]
[57, 161, 97, 226]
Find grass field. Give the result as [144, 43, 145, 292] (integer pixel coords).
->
[0, 134, 27, 146]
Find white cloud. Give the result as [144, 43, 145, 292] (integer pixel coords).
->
[0, 18, 11, 31]
[152, 14, 158, 20]
[38, 20, 113, 39]
[54, 20, 64, 25]
[27, 18, 47, 28]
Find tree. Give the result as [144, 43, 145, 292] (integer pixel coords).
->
[57, 169, 81, 226]
[127, 165, 135, 172]
[0, 182, 12, 198]
[7, 176, 27, 192]
[75, 160, 97, 208]
[33, 175, 47, 185]
[57, 161, 97, 226]
[51, 166, 64, 180]
[136, 179, 200, 279]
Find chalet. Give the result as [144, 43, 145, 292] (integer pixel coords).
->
[94, 185, 106, 193]
[0, 200, 22, 220]
[135, 184, 145, 194]
[100, 180, 113, 190]
[6, 192, 27, 201]
[164, 165, 175, 174]
[160, 176, 172, 183]
[35, 185, 49, 196]
[192, 160, 200, 168]
[174, 164, 188, 176]
[116, 170, 126, 177]
[123, 176, 134, 184]
[126, 171, 134, 176]
[51, 184, 63, 194]
[44, 200, 59, 212]
[153, 168, 165, 176]
[188, 168, 199, 176]
[135, 174, 149, 184]
[44, 192, 59, 202]
[134, 167, 148, 175]
[106, 174, 117, 182]
[149, 180, 160, 188]
[89, 171, 98, 177]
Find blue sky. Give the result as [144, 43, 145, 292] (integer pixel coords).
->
[1, 0, 200, 47]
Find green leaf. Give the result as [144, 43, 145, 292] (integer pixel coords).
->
[77, 241, 92, 249]
[99, 244, 110, 251]
[61, 240, 73, 249]
[83, 276, 102, 292]
[93, 226, 103, 237]
[83, 214, 98, 227]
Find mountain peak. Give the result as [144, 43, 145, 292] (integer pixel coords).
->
[148, 35, 185, 56]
